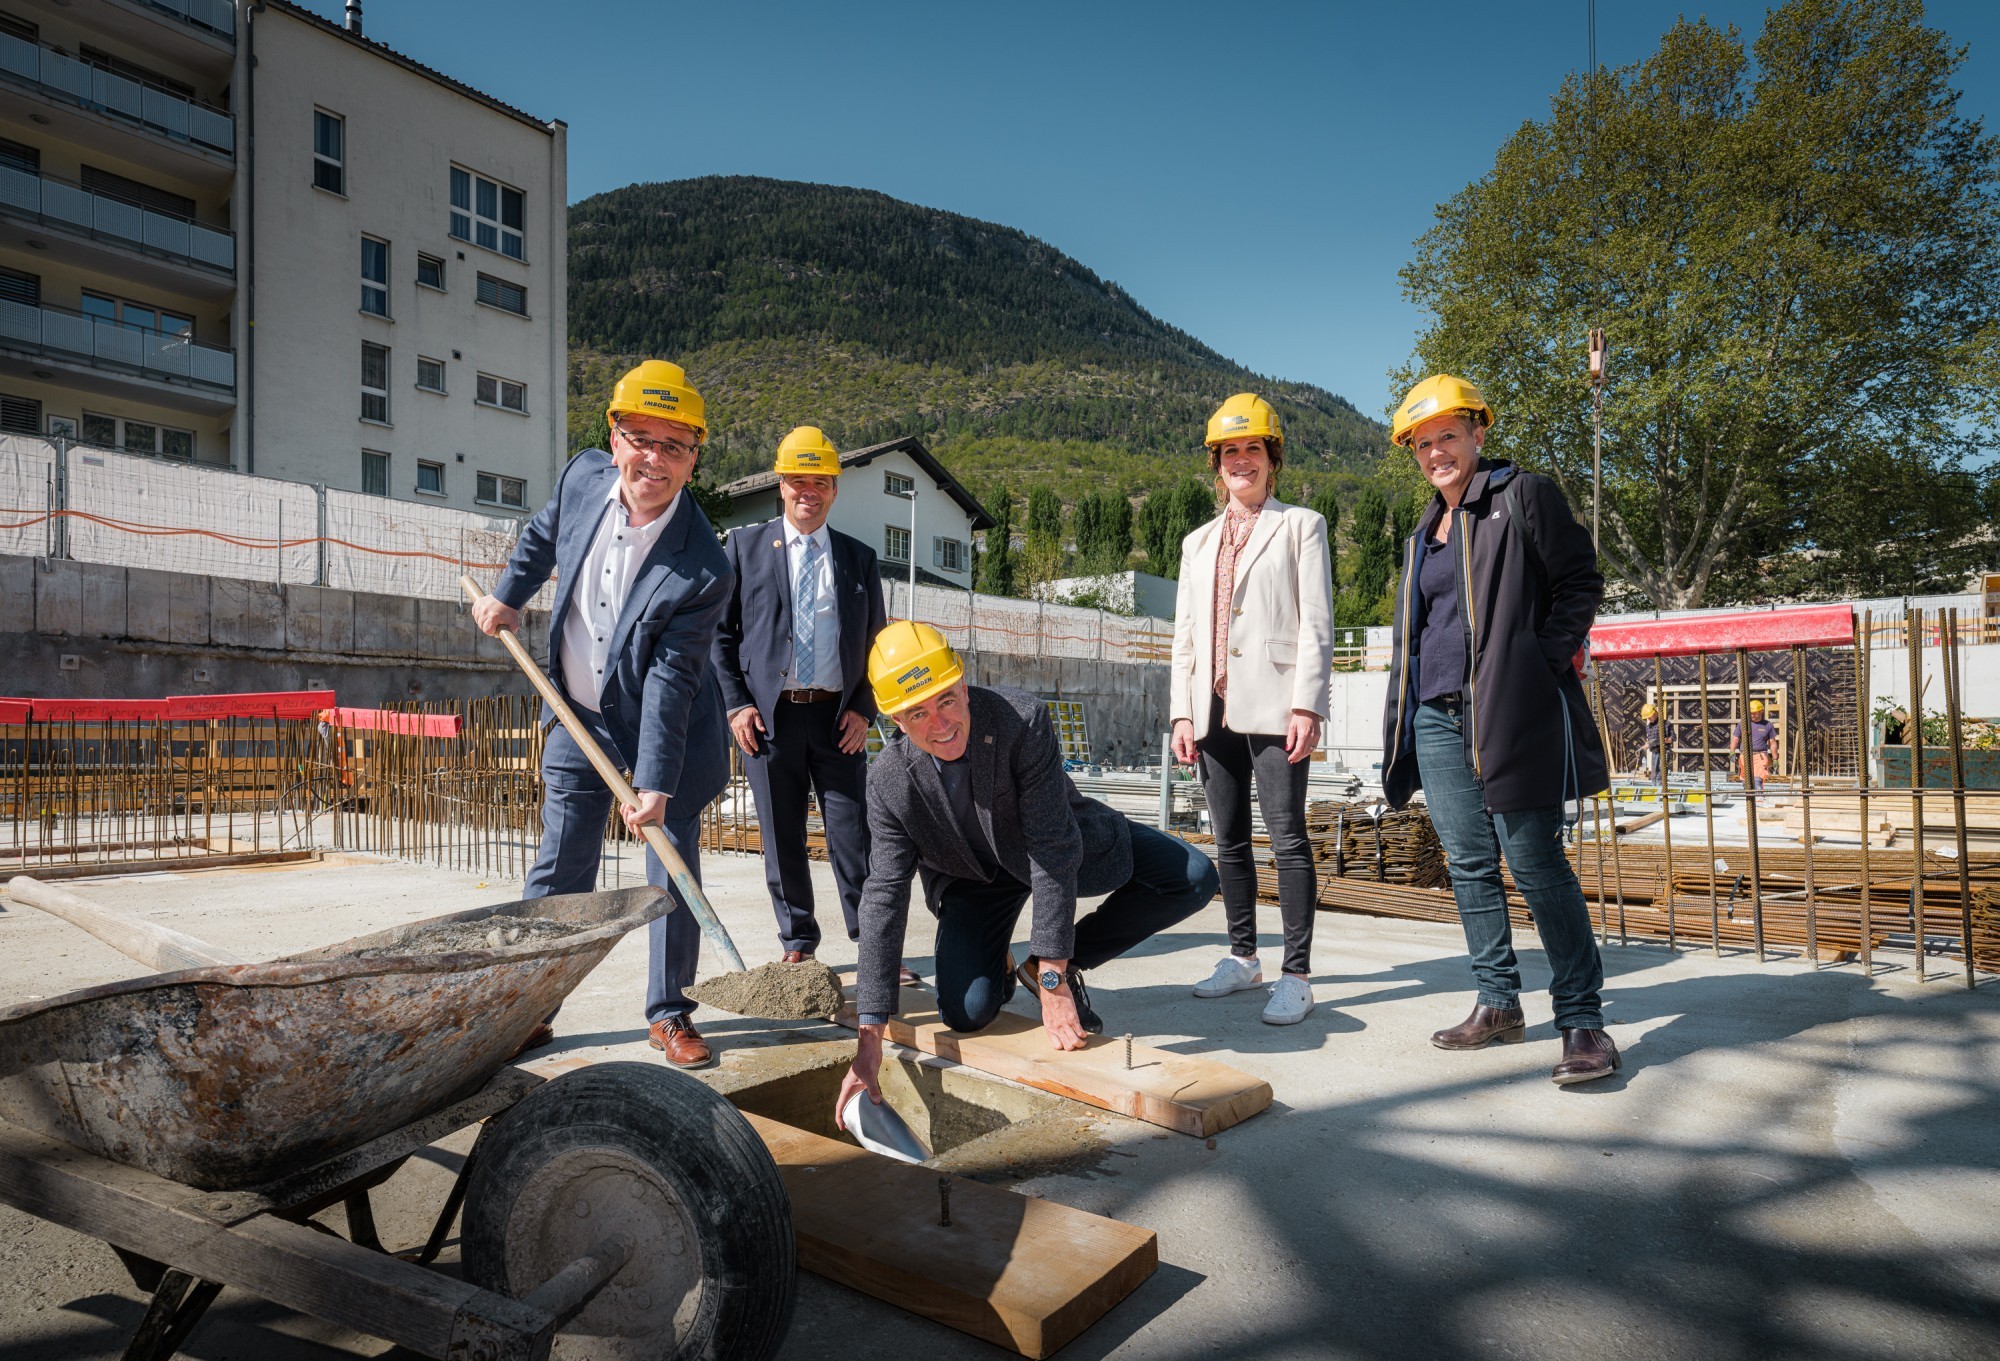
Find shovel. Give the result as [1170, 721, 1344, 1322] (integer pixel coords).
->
[460, 574, 748, 974]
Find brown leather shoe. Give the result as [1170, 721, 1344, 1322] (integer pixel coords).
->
[1551, 1027, 1620, 1085]
[648, 1016, 713, 1069]
[781, 949, 812, 965]
[1430, 1003, 1527, 1050]
[898, 966, 923, 986]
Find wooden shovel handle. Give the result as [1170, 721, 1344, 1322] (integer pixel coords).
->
[5, 876, 245, 973]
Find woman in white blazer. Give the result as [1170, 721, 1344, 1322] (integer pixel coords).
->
[1170, 393, 1335, 1025]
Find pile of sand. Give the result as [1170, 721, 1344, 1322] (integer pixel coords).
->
[687, 958, 845, 1020]
[351, 916, 583, 958]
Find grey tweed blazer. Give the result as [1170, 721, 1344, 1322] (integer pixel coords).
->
[854, 685, 1133, 1019]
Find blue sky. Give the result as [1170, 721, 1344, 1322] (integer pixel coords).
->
[308, 1, 1998, 422]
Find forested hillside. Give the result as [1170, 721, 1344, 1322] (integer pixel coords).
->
[567, 177, 1389, 507]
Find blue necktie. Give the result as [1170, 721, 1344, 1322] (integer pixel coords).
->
[793, 537, 821, 687]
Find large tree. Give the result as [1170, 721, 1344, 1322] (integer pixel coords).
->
[979, 486, 1017, 597]
[1399, 0, 2000, 608]
[1137, 477, 1216, 579]
[1071, 489, 1134, 573]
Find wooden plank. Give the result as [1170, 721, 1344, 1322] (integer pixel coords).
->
[0, 849, 320, 881]
[3, 876, 244, 970]
[834, 995, 1271, 1138]
[0, 1122, 543, 1357]
[742, 1112, 1155, 1359]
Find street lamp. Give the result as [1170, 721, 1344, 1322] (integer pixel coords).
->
[1588, 327, 1607, 553]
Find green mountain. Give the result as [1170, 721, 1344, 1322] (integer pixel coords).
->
[566, 177, 1389, 509]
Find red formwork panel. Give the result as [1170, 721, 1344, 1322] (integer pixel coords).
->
[321, 707, 463, 739]
[1589, 605, 1855, 661]
[165, 690, 336, 721]
[0, 700, 30, 725]
[11, 699, 170, 721]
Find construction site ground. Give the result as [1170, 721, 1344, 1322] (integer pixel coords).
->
[2, 848, 1996, 1361]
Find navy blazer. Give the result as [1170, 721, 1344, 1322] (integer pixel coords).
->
[712, 517, 888, 734]
[493, 449, 732, 806]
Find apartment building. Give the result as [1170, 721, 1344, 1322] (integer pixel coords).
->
[0, 0, 566, 513]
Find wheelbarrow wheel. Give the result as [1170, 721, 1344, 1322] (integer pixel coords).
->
[461, 1061, 795, 1361]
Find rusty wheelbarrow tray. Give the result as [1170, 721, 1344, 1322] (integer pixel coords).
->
[0, 883, 797, 1360]
[0, 883, 669, 1190]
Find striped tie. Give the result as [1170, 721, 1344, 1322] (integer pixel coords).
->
[793, 537, 821, 687]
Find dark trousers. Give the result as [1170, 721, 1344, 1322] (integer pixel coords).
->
[930, 822, 1219, 1033]
[1413, 697, 1604, 1029]
[525, 709, 703, 1023]
[742, 698, 868, 954]
[1197, 694, 1316, 977]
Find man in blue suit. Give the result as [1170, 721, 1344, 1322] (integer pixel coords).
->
[713, 426, 895, 969]
[472, 359, 731, 1069]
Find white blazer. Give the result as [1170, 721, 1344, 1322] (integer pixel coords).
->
[1170, 496, 1335, 740]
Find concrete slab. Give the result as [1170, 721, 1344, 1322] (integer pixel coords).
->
[1, 850, 1996, 1360]
[0, 554, 32, 635]
[166, 571, 209, 646]
[284, 584, 355, 656]
[352, 593, 418, 657]
[209, 579, 285, 651]
[122, 566, 174, 644]
[31, 558, 80, 637]
[416, 596, 473, 661]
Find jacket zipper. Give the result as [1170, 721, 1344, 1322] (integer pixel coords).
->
[1455, 505, 1481, 779]
[1386, 531, 1420, 773]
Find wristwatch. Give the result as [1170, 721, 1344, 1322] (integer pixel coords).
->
[1038, 968, 1063, 992]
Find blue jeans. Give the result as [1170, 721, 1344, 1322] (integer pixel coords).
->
[1413, 697, 1604, 1029]
[526, 709, 703, 1024]
[930, 822, 1220, 1033]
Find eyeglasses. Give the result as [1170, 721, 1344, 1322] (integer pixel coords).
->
[613, 424, 700, 460]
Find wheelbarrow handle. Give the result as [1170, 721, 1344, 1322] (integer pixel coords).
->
[460, 575, 747, 974]
[5, 875, 246, 972]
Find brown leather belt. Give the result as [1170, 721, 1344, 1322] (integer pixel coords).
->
[779, 688, 840, 704]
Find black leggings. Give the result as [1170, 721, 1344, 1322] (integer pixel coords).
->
[1197, 694, 1315, 977]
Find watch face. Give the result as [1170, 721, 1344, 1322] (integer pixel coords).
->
[1039, 969, 1063, 992]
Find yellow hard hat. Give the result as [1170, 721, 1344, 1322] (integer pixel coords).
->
[1641, 702, 1658, 720]
[869, 620, 964, 716]
[1748, 700, 1765, 715]
[773, 425, 841, 477]
[606, 360, 706, 441]
[1205, 393, 1283, 451]
[1392, 374, 1493, 448]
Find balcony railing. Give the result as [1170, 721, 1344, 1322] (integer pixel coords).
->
[133, 0, 237, 42]
[0, 33, 233, 156]
[0, 297, 234, 392]
[0, 165, 232, 273]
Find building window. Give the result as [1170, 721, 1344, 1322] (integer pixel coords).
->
[475, 273, 527, 317]
[416, 356, 446, 393]
[450, 166, 525, 260]
[885, 471, 915, 498]
[81, 165, 194, 221]
[416, 460, 445, 496]
[313, 110, 344, 195]
[81, 290, 193, 338]
[477, 471, 526, 509]
[933, 537, 965, 572]
[884, 525, 911, 564]
[476, 373, 527, 412]
[0, 392, 40, 434]
[416, 253, 444, 290]
[360, 236, 389, 316]
[361, 449, 389, 496]
[81, 410, 192, 459]
[361, 342, 389, 424]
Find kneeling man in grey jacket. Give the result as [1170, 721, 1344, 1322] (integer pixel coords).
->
[836, 622, 1220, 1124]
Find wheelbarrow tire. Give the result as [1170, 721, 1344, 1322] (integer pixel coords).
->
[461, 1061, 795, 1361]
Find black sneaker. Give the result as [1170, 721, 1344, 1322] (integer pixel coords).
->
[1014, 956, 1103, 1035]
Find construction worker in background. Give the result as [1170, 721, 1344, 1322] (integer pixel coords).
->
[1379, 374, 1619, 1085]
[712, 426, 909, 979]
[472, 360, 733, 1070]
[1730, 699, 1776, 791]
[835, 624, 1220, 1125]
[1640, 701, 1662, 782]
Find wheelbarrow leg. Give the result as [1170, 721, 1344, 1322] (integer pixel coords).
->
[121, 1267, 222, 1361]
[343, 1189, 383, 1252]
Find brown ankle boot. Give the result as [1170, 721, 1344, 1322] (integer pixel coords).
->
[1430, 1003, 1527, 1050]
[1550, 1027, 1620, 1085]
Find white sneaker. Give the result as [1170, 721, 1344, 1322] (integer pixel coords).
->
[1261, 975, 1315, 1026]
[1192, 955, 1264, 998]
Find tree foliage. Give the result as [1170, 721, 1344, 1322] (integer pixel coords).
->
[1398, 0, 2000, 607]
[979, 486, 1017, 597]
[1072, 490, 1134, 573]
[1349, 487, 1396, 606]
[1025, 486, 1064, 550]
[1137, 478, 1218, 580]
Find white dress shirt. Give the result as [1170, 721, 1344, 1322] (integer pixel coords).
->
[559, 481, 679, 712]
[786, 521, 842, 694]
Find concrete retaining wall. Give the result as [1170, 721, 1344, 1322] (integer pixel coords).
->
[1, 554, 1171, 758]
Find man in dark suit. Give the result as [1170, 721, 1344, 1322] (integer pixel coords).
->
[833, 623, 1220, 1122]
[472, 359, 731, 1069]
[712, 426, 892, 969]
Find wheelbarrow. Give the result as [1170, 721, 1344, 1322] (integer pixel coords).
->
[0, 877, 796, 1361]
